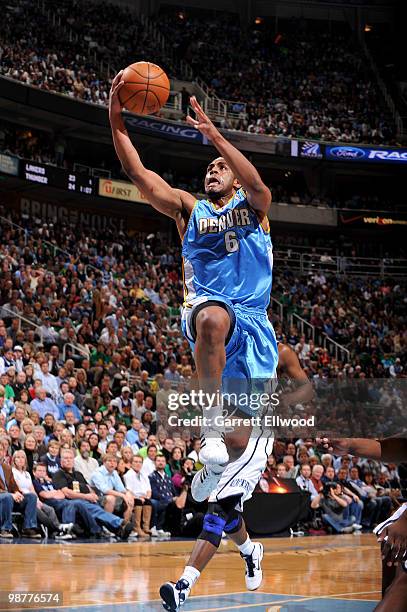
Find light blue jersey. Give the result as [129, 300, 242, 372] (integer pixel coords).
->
[181, 189, 278, 416]
[182, 188, 273, 310]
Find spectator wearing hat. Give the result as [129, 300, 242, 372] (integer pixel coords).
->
[13, 347, 24, 373]
[114, 387, 134, 425]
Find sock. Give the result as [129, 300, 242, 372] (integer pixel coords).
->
[238, 536, 254, 556]
[203, 404, 224, 433]
[210, 463, 226, 474]
[180, 565, 200, 588]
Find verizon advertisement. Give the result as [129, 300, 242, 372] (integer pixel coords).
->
[339, 211, 407, 227]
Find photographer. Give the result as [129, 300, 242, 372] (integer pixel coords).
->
[318, 481, 356, 534]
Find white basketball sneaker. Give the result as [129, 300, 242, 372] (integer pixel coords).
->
[160, 579, 191, 611]
[240, 542, 264, 590]
[191, 465, 224, 502]
[198, 431, 229, 466]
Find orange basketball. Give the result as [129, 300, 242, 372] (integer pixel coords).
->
[118, 61, 170, 115]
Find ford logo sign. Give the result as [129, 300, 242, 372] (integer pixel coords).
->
[329, 147, 366, 159]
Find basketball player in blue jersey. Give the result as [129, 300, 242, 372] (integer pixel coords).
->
[110, 70, 277, 487]
[110, 74, 278, 607]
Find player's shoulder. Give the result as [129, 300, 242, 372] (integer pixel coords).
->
[278, 343, 297, 363]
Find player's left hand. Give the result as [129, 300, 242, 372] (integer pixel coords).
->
[377, 514, 407, 566]
[186, 96, 220, 140]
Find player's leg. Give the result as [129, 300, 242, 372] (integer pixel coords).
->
[159, 495, 241, 611]
[193, 303, 231, 465]
[225, 514, 264, 591]
[375, 565, 407, 611]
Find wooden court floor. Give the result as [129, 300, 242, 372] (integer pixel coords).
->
[0, 534, 381, 611]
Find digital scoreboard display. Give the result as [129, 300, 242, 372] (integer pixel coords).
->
[22, 161, 96, 195]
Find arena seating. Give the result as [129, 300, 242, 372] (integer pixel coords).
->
[0, 0, 398, 145]
[0, 204, 403, 538]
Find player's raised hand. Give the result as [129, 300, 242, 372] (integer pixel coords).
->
[315, 437, 351, 455]
[186, 96, 220, 140]
[109, 70, 125, 118]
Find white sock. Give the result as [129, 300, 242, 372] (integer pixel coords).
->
[238, 536, 254, 556]
[180, 565, 200, 588]
[203, 404, 224, 432]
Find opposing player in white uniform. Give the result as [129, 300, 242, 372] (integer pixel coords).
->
[159, 344, 313, 611]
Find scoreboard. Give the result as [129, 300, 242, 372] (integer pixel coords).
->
[21, 161, 96, 195]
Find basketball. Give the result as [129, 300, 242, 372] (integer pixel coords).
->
[118, 61, 170, 115]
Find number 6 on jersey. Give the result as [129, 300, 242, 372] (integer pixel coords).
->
[224, 230, 239, 253]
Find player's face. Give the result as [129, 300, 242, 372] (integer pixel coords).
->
[204, 158, 238, 197]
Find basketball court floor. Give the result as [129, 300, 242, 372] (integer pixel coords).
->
[0, 534, 380, 611]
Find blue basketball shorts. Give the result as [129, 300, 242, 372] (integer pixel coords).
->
[181, 295, 278, 417]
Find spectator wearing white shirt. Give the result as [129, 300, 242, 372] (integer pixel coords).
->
[37, 362, 59, 400]
[39, 319, 60, 345]
[12, 450, 72, 539]
[140, 445, 157, 478]
[124, 455, 152, 536]
[296, 464, 319, 502]
[74, 440, 99, 484]
[13, 346, 24, 373]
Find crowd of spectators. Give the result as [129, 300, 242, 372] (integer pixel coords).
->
[0, 204, 405, 540]
[273, 270, 406, 376]
[158, 8, 397, 144]
[257, 439, 404, 534]
[0, 0, 177, 106]
[0, 0, 399, 145]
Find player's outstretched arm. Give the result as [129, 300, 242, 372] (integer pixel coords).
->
[109, 72, 195, 228]
[316, 437, 407, 462]
[187, 97, 271, 215]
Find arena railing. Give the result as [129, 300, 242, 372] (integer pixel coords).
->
[273, 249, 407, 277]
[0, 215, 103, 280]
[62, 342, 89, 361]
[323, 336, 350, 363]
[270, 297, 284, 323]
[290, 314, 315, 343]
[0, 306, 44, 345]
[287, 312, 350, 363]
